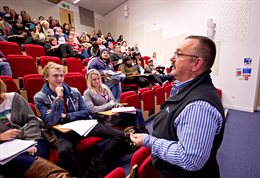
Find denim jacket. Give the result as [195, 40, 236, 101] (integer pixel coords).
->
[34, 83, 90, 127]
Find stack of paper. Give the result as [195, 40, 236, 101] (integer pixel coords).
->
[57, 120, 98, 136]
[0, 139, 37, 165]
[112, 106, 136, 114]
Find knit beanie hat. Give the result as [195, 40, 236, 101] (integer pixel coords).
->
[100, 48, 109, 56]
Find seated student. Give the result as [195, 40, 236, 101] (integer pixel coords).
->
[0, 79, 70, 178]
[110, 44, 124, 71]
[145, 58, 174, 83]
[135, 58, 165, 86]
[0, 51, 12, 76]
[84, 69, 148, 132]
[120, 56, 149, 88]
[87, 41, 100, 58]
[67, 34, 89, 59]
[88, 48, 126, 102]
[151, 51, 165, 74]
[80, 32, 91, 48]
[34, 62, 132, 178]
[44, 37, 78, 59]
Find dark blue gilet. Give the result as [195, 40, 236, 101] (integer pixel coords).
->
[152, 70, 225, 178]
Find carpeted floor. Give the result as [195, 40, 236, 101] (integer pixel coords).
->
[120, 109, 260, 178]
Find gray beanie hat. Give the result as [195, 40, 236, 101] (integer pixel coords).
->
[100, 48, 109, 56]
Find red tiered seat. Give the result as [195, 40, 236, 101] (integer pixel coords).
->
[129, 146, 161, 178]
[23, 74, 45, 103]
[0, 76, 18, 93]
[39, 56, 62, 69]
[64, 73, 87, 95]
[104, 167, 125, 178]
[138, 87, 154, 121]
[7, 55, 38, 88]
[120, 91, 141, 109]
[152, 85, 165, 113]
[0, 41, 21, 56]
[65, 57, 85, 73]
[24, 44, 46, 61]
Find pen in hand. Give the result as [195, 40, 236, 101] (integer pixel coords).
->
[20, 124, 28, 130]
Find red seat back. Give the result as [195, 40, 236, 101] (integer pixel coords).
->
[84, 58, 92, 67]
[153, 86, 165, 105]
[130, 147, 151, 168]
[64, 73, 87, 95]
[28, 103, 38, 116]
[49, 136, 103, 163]
[120, 91, 136, 102]
[7, 55, 38, 79]
[76, 136, 103, 152]
[65, 57, 85, 73]
[137, 155, 161, 178]
[142, 56, 150, 65]
[138, 87, 150, 95]
[23, 74, 45, 103]
[166, 67, 171, 74]
[124, 93, 141, 109]
[0, 41, 21, 56]
[104, 167, 125, 178]
[216, 88, 222, 99]
[0, 76, 18, 92]
[39, 56, 62, 68]
[141, 90, 154, 111]
[164, 84, 172, 98]
[24, 44, 46, 61]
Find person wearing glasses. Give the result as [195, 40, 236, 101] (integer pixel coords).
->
[130, 36, 225, 178]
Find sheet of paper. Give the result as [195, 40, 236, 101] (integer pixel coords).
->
[112, 107, 136, 114]
[58, 120, 98, 136]
[0, 139, 37, 165]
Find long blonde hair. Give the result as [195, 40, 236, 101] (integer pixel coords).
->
[0, 79, 7, 101]
[86, 69, 105, 94]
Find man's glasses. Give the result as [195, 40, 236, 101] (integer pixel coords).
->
[174, 51, 199, 59]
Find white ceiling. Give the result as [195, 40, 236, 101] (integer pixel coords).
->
[63, 0, 128, 16]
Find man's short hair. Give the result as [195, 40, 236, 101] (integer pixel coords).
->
[42, 62, 64, 79]
[185, 35, 216, 69]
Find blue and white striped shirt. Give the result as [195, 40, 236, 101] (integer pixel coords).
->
[143, 80, 223, 171]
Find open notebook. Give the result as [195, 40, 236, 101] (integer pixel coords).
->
[0, 139, 37, 165]
[57, 120, 98, 136]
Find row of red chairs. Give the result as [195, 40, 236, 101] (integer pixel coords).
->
[0, 41, 46, 61]
[120, 83, 173, 121]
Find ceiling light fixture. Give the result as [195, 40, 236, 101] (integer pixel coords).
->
[73, 0, 80, 4]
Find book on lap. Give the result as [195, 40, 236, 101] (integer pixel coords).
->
[57, 120, 98, 136]
[0, 139, 37, 165]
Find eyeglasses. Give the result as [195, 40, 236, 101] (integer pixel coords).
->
[174, 51, 199, 59]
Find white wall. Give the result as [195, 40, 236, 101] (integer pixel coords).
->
[105, 0, 260, 112]
[1, 0, 259, 112]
